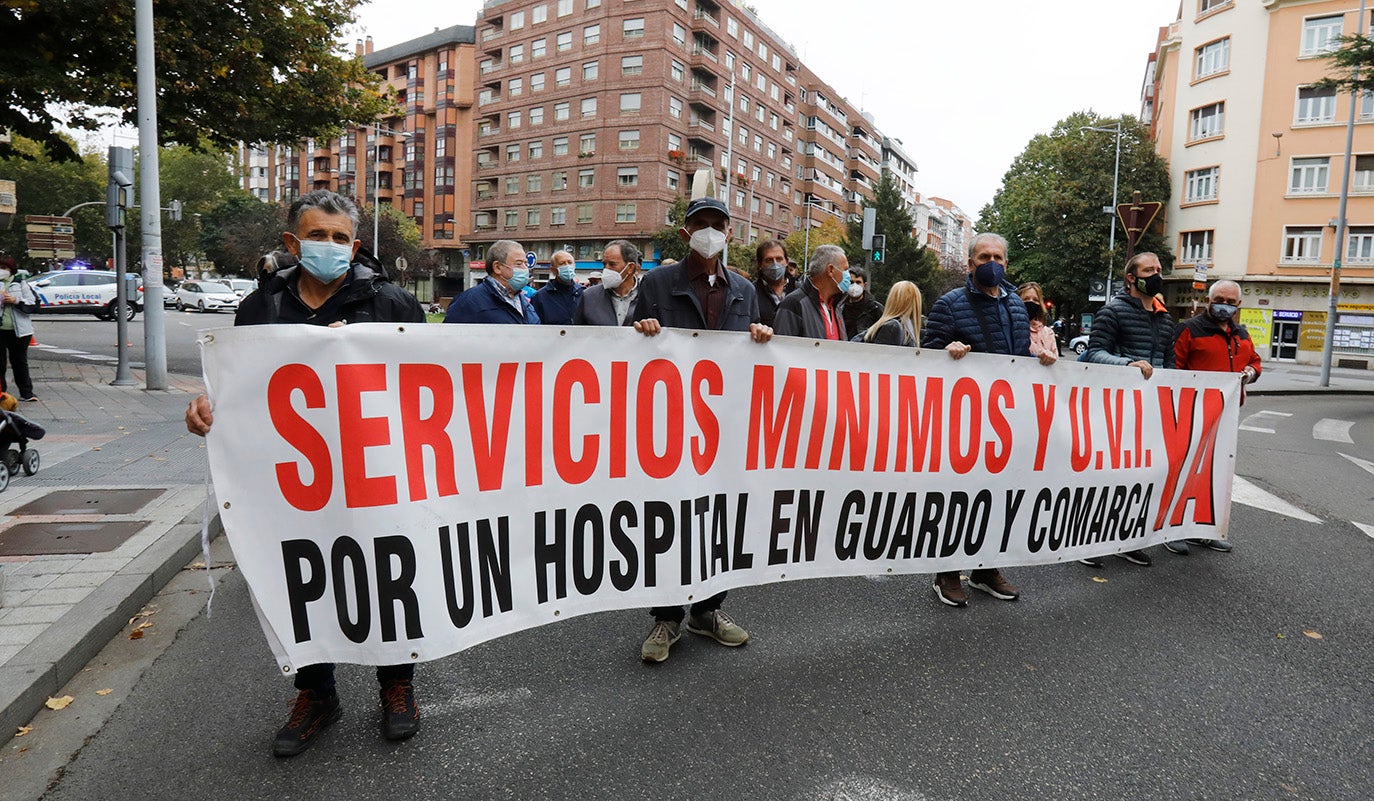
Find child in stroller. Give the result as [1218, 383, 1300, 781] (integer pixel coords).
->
[0, 397, 43, 492]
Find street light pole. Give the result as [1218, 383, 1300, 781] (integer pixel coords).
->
[1081, 122, 1123, 298]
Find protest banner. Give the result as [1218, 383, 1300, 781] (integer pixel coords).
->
[201, 324, 1240, 671]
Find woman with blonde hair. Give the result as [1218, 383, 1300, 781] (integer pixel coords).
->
[861, 280, 922, 346]
[1017, 281, 1058, 360]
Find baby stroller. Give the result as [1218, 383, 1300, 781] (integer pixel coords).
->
[0, 407, 43, 493]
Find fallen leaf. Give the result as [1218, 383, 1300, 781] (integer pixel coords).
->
[1303, 630, 1323, 640]
[95, 689, 113, 696]
[15, 726, 32, 737]
[1277, 633, 1286, 639]
[45, 696, 73, 711]
[117, 426, 126, 431]
[1092, 576, 1108, 583]
[91, 447, 101, 451]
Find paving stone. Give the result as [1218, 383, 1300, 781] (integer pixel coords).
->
[2, 605, 69, 625]
[0, 623, 47, 646]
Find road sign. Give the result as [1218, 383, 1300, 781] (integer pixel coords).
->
[525, 251, 537, 269]
[1116, 193, 1163, 257]
[1088, 278, 1107, 303]
[25, 216, 76, 259]
[1192, 260, 1209, 291]
[24, 215, 73, 226]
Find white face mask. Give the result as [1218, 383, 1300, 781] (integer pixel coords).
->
[600, 266, 624, 291]
[847, 284, 864, 299]
[688, 227, 728, 259]
[0, 270, 11, 281]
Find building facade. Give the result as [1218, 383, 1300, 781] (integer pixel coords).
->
[1146, 0, 1374, 367]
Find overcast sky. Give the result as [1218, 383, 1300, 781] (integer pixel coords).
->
[353, 0, 1182, 219]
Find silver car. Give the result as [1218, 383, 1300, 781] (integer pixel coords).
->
[175, 280, 240, 313]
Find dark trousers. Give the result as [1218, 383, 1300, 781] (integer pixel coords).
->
[294, 662, 415, 693]
[650, 590, 727, 623]
[0, 330, 33, 398]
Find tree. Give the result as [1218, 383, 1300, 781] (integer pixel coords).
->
[358, 203, 424, 274]
[783, 215, 847, 269]
[0, 136, 109, 270]
[976, 111, 1171, 325]
[146, 146, 243, 274]
[2, 1, 390, 163]
[1315, 33, 1374, 95]
[199, 194, 286, 276]
[649, 196, 690, 263]
[842, 170, 940, 299]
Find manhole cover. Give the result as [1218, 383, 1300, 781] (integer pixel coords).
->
[9, 489, 165, 516]
[0, 521, 148, 555]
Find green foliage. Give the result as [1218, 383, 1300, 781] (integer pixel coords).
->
[1, 1, 390, 163]
[1315, 34, 1374, 95]
[359, 203, 424, 270]
[976, 111, 1172, 324]
[0, 136, 109, 269]
[199, 193, 287, 276]
[783, 215, 846, 267]
[146, 146, 242, 273]
[842, 170, 939, 299]
[649, 196, 690, 263]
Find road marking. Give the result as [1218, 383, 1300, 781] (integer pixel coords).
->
[1232, 476, 1321, 523]
[1313, 419, 1355, 443]
[1355, 523, 1374, 540]
[1338, 452, 1374, 477]
[34, 346, 84, 354]
[1239, 410, 1291, 434]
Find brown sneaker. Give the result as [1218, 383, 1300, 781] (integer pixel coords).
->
[932, 572, 968, 607]
[969, 569, 1020, 601]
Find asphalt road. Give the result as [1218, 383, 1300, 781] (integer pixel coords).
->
[27, 310, 233, 378]
[8, 397, 1372, 801]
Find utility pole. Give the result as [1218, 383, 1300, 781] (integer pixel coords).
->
[136, 0, 167, 390]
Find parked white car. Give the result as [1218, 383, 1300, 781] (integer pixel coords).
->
[175, 280, 239, 313]
[226, 278, 258, 298]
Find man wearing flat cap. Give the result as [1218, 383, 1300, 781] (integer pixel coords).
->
[630, 195, 772, 663]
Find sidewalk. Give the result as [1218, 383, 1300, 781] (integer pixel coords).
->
[0, 362, 218, 739]
[1243, 360, 1374, 395]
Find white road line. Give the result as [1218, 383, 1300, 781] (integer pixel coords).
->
[1232, 476, 1322, 523]
[1355, 523, 1374, 540]
[1239, 410, 1291, 435]
[1338, 452, 1374, 477]
[1313, 419, 1356, 443]
[74, 354, 116, 361]
[1239, 425, 1275, 434]
[38, 347, 84, 355]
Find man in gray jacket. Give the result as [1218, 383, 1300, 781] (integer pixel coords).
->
[1079, 251, 1176, 568]
[572, 239, 641, 326]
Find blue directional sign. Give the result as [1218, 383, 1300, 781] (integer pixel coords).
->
[525, 251, 537, 268]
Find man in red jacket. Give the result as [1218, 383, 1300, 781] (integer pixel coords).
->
[1170, 279, 1260, 555]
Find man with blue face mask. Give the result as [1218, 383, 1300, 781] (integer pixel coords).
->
[444, 239, 540, 324]
[531, 249, 583, 325]
[773, 244, 850, 341]
[923, 232, 1046, 608]
[1167, 279, 1258, 556]
[184, 189, 426, 757]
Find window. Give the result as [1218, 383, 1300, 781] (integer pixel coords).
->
[510, 11, 525, 29]
[528, 174, 542, 192]
[1363, 90, 1374, 120]
[508, 110, 522, 129]
[586, 0, 600, 8]
[619, 129, 640, 150]
[555, 67, 571, 87]
[727, 18, 738, 37]
[670, 60, 685, 82]
[531, 73, 546, 92]
[1199, 0, 1230, 12]
[667, 170, 680, 190]
[1195, 38, 1229, 79]
[506, 143, 520, 163]
[528, 140, 543, 159]
[532, 4, 547, 24]
[1301, 15, 1344, 57]
[622, 55, 643, 76]
[1345, 226, 1374, 263]
[554, 101, 570, 121]
[580, 132, 596, 154]
[509, 45, 525, 64]
[557, 0, 573, 16]
[475, 211, 494, 229]
[578, 168, 595, 188]
[667, 133, 682, 151]
[577, 204, 593, 224]
[615, 203, 637, 223]
[1180, 230, 1214, 263]
[1185, 166, 1219, 203]
[552, 170, 568, 190]
[584, 24, 600, 45]
[753, 133, 763, 152]
[557, 31, 572, 52]
[580, 97, 597, 118]
[1283, 226, 1323, 262]
[668, 97, 683, 118]
[583, 60, 598, 81]
[551, 206, 567, 225]
[741, 64, 751, 81]
[734, 189, 745, 207]
[1296, 86, 1337, 123]
[673, 23, 687, 47]
[553, 136, 569, 156]
[505, 210, 519, 228]
[1290, 157, 1330, 193]
[743, 31, 754, 49]
[617, 166, 638, 186]
[508, 77, 523, 97]
[1354, 155, 1374, 192]
[1189, 102, 1225, 141]
[530, 106, 545, 125]
[620, 93, 642, 113]
[623, 18, 645, 38]
[527, 208, 541, 226]
[532, 38, 547, 58]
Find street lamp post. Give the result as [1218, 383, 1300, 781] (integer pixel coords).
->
[1080, 122, 1123, 299]
[802, 199, 843, 264]
[371, 123, 411, 259]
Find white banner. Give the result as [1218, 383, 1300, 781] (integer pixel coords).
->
[201, 324, 1240, 671]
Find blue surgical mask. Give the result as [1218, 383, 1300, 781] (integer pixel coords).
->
[508, 266, 531, 293]
[836, 269, 852, 295]
[557, 265, 576, 283]
[1209, 302, 1237, 321]
[974, 260, 1006, 288]
[297, 240, 353, 283]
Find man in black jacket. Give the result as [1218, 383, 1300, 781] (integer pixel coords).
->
[752, 239, 796, 327]
[630, 196, 771, 663]
[842, 266, 884, 337]
[185, 190, 426, 757]
[774, 244, 849, 341]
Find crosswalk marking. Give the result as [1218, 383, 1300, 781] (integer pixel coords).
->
[1338, 452, 1374, 477]
[1314, 419, 1356, 443]
[1355, 523, 1374, 540]
[1232, 476, 1322, 523]
[1240, 409, 1292, 434]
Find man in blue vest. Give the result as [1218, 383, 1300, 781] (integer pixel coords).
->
[444, 239, 540, 324]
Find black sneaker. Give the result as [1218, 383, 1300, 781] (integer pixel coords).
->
[272, 689, 342, 757]
[1116, 549, 1152, 566]
[1077, 556, 1104, 567]
[1189, 538, 1233, 553]
[1164, 540, 1190, 556]
[380, 679, 420, 741]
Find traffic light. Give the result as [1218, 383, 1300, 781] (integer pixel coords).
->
[106, 146, 134, 230]
[169, 199, 183, 221]
[871, 234, 886, 264]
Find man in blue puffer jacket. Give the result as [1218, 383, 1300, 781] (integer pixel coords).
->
[923, 232, 1055, 608]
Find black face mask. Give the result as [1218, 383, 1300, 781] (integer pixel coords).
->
[1134, 272, 1163, 296]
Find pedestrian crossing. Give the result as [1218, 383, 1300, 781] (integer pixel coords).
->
[31, 343, 145, 369]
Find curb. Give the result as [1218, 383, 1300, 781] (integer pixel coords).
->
[0, 508, 223, 738]
[1246, 388, 1374, 396]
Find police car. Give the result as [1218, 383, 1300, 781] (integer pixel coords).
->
[30, 270, 143, 321]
